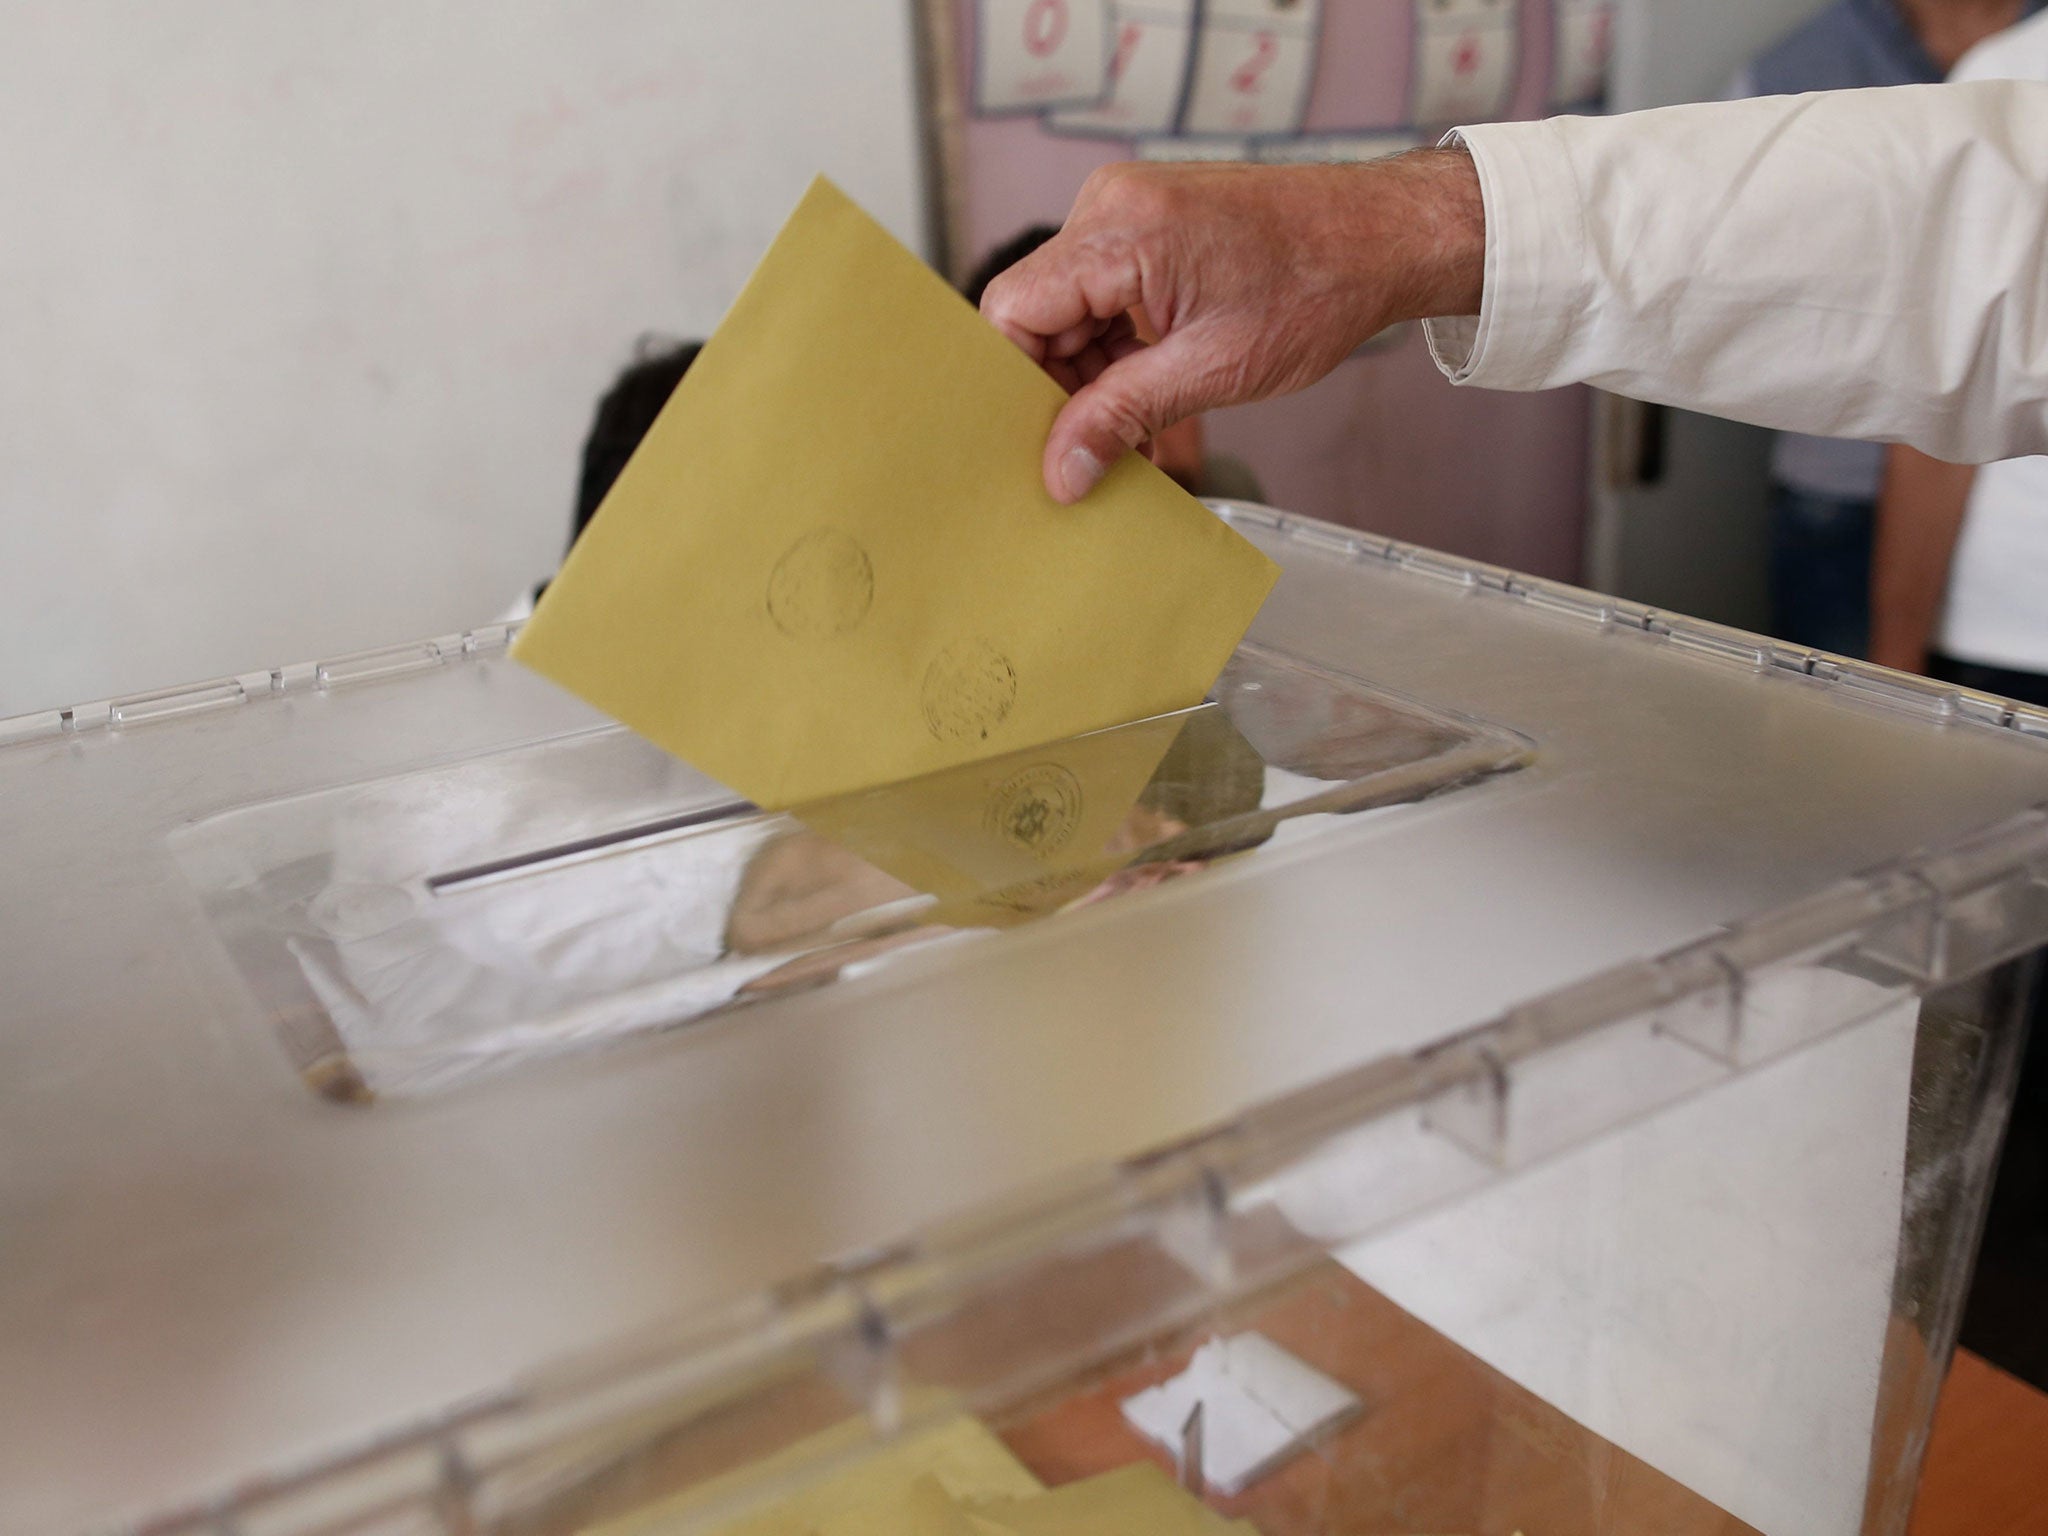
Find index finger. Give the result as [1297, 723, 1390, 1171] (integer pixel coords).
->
[980, 235, 1145, 362]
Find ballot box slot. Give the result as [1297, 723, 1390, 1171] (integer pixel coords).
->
[170, 641, 1532, 1103]
[427, 798, 761, 895]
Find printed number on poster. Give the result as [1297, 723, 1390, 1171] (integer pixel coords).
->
[1179, 0, 1322, 139]
[1049, 1, 1198, 136]
[1552, 0, 1615, 106]
[976, 0, 1114, 114]
[1412, 0, 1518, 127]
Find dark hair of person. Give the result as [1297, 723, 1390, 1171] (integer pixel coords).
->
[572, 337, 705, 547]
[962, 224, 1061, 310]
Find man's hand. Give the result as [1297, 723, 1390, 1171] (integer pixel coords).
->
[980, 151, 1486, 503]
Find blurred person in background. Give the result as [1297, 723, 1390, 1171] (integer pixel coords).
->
[1727, 0, 2038, 658]
[1868, 10, 2048, 704]
[1867, 8, 2048, 1386]
[513, 230, 1264, 637]
[966, 226, 1265, 505]
[505, 336, 704, 620]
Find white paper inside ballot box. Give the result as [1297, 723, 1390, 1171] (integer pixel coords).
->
[1344, 991, 1917, 1536]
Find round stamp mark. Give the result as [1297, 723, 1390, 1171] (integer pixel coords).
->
[767, 527, 874, 641]
[984, 763, 1084, 857]
[921, 637, 1018, 743]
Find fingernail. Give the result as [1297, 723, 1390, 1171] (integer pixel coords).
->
[1060, 446, 1105, 502]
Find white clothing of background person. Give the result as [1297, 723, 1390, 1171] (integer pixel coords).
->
[1423, 81, 2048, 465]
[1928, 18, 2048, 673]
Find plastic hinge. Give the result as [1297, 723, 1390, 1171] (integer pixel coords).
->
[1369, 541, 1415, 567]
[62, 700, 110, 734]
[315, 641, 445, 689]
[1348, 532, 1397, 561]
[1829, 664, 1963, 722]
[1415, 961, 1745, 1171]
[1518, 581, 1612, 626]
[2009, 707, 2048, 741]
[1956, 693, 2018, 730]
[0, 709, 66, 748]
[1851, 869, 1948, 983]
[1286, 523, 1360, 557]
[1400, 550, 1479, 588]
[1916, 809, 2048, 899]
[463, 623, 517, 655]
[1766, 649, 1844, 684]
[1214, 502, 1285, 531]
[1717, 877, 1911, 976]
[1419, 1040, 1510, 1166]
[1654, 942, 1746, 1063]
[1839, 814, 2048, 989]
[110, 677, 245, 728]
[1662, 618, 1771, 670]
[1495, 961, 1675, 1052]
[1256, 514, 2048, 744]
[217, 1443, 446, 1536]
[1687, 873, 1935, 1064]
[272, 661, 319, 694]
[1142, 1163, 1239, 1296]
[1477, 563, 1517, 592]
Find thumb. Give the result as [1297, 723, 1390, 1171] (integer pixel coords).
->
[1043, 339, 1211, 505]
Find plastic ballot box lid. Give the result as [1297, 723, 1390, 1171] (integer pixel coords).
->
[4, 505, 2047, 1536]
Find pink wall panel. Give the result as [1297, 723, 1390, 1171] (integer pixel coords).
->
[1205, 339, 1589, 580]
[1300, 3, 1414, 129]
[950, 0, 1598, 581]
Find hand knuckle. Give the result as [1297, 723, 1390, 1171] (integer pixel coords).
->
[1098, 396, 1153, 449]
[1110, 169, 1179, 225]
[1080, 162, 1134, 204]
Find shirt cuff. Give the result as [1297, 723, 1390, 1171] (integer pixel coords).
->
[1422, 120, 1594, 392]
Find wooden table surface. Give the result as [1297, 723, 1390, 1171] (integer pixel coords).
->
[1909, 1349, 2048, 1536]
[525, 1244, 2045, 1536]
[992, 1259, 1756, 1535]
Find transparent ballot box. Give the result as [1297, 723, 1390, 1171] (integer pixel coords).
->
[4, 506, 2047, 1536]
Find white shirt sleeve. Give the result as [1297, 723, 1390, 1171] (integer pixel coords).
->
[1423, 83, 2048, 464]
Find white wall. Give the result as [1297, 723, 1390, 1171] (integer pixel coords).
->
[0, 2, 925, 716]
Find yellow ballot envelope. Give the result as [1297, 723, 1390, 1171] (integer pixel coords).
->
[511, 176, 1278, 809]
[580, 1405, 1263, 1536]
[582, 1409, 1044, 1536]
[967, 1463, 1259, 1535]
[792, 706, 1199, 930]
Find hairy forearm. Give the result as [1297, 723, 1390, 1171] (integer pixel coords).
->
[1870, 445, 1976, 674]
[1360, 148, 1486, 326]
